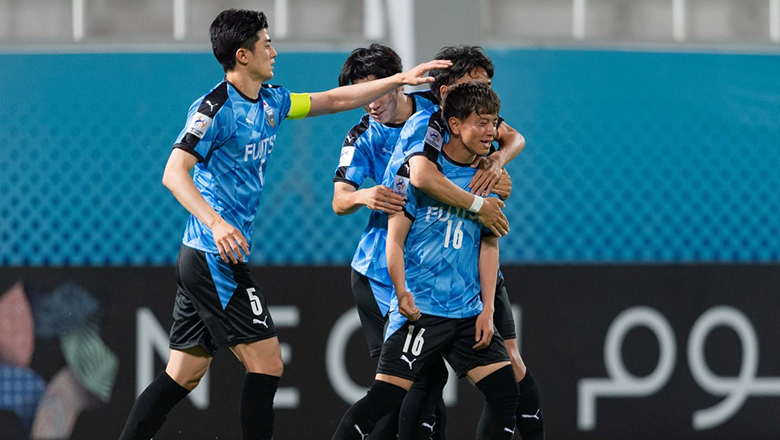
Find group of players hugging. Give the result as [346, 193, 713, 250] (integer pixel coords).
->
[119, 8, 546, 440]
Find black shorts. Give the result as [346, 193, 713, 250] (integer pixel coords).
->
[351, 270, 390, 357]
[493, 276, 517, 340]
[169, 245, 277, 356]
[377, 314, 509, 381]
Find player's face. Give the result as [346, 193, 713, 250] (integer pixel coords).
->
[249, 29, 277, 81]
[354, 76, 404, 125]
[440, 67, 491, 99]
[455, 111, 499, 156]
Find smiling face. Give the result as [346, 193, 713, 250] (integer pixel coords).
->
[450, 111, 499, 157]
[354, 76, 405, 125]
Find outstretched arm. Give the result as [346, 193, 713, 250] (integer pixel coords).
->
[306, 59, 451, 117]
[387, 212, 419, 321]
[474, 236, 499, 350]
[162, 149, 248, 264]
[409, 156, 509, 236]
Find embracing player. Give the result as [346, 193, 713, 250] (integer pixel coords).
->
[382, 46, 545, 439]
[333, 81, 518, 440]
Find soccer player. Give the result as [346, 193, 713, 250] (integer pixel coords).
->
[333, 80, 518, 440]
[384, 46, 545, 439]
[117, 9, 450, 440]
[333, 45, 513, 439]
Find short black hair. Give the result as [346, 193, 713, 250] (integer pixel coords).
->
[338, 44, 403, 86]
[430, 46, 494, 102]
[210, 9, 268, 72]
[442, 80, 500, 123]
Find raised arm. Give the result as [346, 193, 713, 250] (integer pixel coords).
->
[387, 211, 420, 321]
[162, 149, 248, 264]
[474, 235, 499, 350]
[408, 156, 509, 236]
[306, 59, 451, 117]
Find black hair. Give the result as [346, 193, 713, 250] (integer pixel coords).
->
[338, 44, 403, 86]
[442, 80, 500, 123]
[210, 9, 268, 72]
[430, 46, 494, 102]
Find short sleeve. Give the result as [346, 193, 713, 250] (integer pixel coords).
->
[334, 115, 372, 188]
[173, 98, 227, 163]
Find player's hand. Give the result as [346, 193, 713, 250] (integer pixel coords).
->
[492, 169, 513, 201]
[469, 155, 502, 196]
[477, 198, 509, 237]
[361, 185, 406, 214]
[397, 59, 453, 86]
[211, 218, 249, 264]
[398, 291, 421, 322]
[473, 310, 495, 350]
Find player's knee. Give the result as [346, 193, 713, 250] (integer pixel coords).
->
[167, 366, 209, 391]
[268, 356, 284, 377]
[476, 365, 519, 416]
[504, 339, 527, 380]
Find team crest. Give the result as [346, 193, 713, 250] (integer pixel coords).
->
[264, 102, 276, 128]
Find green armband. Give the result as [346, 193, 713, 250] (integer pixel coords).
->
[287, 93, 311, 119]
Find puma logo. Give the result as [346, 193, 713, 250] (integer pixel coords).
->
[252, 317, 269, 328]
[400, 354, 417, 370]
[521, 409, 541, 420]
[504, 427, 515, 434]
[204, 100, 218, 112]
[353, 424, 369, 439]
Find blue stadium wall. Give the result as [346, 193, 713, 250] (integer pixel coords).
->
[2, 49, 779, 266]
[2, 50, 780, 439]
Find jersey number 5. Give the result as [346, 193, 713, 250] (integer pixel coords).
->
[247, 287, 263, 316]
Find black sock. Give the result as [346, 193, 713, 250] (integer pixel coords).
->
[431, 396, 447, 440]
[241, 372, 279, 440]
[516, 370, 545, 440]
[332, 380, 407, 440]
[398, 358, 448, 440]
[367, 406, 400, 440]
[119, 371, 190, 440]
[475, 365, 519, 440]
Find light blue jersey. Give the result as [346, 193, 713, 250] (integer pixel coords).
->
[174, 81, 292, 255]
[334, 92, 436, 304]
[386, 151, 499, 336]
[381, 105, 447, 189]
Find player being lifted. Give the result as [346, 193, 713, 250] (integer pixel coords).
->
[333, 81, 518, 440]
[118, 9, 450, 440]
[333, 44, 513, 438]
[382, 46, 545, 440]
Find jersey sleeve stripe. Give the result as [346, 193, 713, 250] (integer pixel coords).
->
[332, 176, 360, 188]
[173, 143, 205, 162]
[175, 82, 229, 161]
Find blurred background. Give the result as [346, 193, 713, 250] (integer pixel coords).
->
[1, 0, 779, 438]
